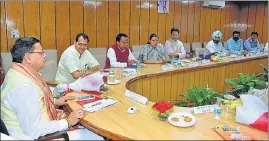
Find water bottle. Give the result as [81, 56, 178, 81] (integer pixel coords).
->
[108, 67, 115, 83]
[214, 97, 222, 121]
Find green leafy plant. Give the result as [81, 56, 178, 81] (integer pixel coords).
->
[256, 64, 268, 82]
[175, 87, 222, 107]
[225, 73, 267, 95]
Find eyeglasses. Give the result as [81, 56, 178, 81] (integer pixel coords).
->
[29, 51, 45, 56]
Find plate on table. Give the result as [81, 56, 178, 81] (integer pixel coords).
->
[168, 112, 196, 127]
[107, 79, 121, 85]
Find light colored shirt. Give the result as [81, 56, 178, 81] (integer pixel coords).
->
[138, 44, 169, 63]
[205, 40, 227, 54]
[55, 45, 100, 84]
[244, 37, 261, 52]
[107, 47, 136, 68]
[226, 38, 244, 54]
[164, 39, 186, 58]
[3, 83, 68, 139]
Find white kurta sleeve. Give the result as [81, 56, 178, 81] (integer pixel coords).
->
[107, 48, 127, 68]
[5, 84, 68, 139]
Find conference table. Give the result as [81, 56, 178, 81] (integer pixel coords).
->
[66, 53, 268, 140]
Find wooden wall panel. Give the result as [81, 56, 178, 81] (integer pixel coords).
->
[84, 1, 97, 48]
[187, 2, 194, 43]
[1, 1, 268, 59]
[119, 1, 130, 36]
[139, 1, 149, 45]
[130, 1, 140, 46]
[97, 2, 108, 48]
[1, 1, 7, 52]
[164, 75, 172, 101]
[173, 1, 181, 36]
[108, 1, 119, 46]
[180, 2, 188, 43]
[56, 1, 70, 59]
[247, 2, 257, 39]
[149, 1, 158, 36]
[157, 12, 166, 44]
[23, 1, 40, 39]
[239, 2, 249, 40]
[199, 4, 207, 43]
[40, 1, 55, 50]
[70, 1, 83, 42]
[193, 2, 201, 42]
[165, 1, 174, 42]
[6, 2, 24, 50]
[150, 77, 158, 102]
[255, 2, 265, 43]
[170, 74, 178, 101]
[262, 2, 268, 43]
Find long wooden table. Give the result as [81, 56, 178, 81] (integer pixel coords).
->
[66, 54, 268, 140]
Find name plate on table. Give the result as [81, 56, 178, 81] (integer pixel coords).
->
[122, 68, 137, 77]
[201, 59, 210, 64]
[162, 64, 174, 71]
[193, 105, 214, 114]
[125, 90, 148, 105]
[188, 62, 199, 67]
[83, 97, 119, 113]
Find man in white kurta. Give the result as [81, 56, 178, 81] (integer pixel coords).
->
[1, 37, 104, 140]
[205, 30, 229, 55]
[55, 33, 100, 84]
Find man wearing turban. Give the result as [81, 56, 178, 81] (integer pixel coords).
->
[205, 30, 230, 56]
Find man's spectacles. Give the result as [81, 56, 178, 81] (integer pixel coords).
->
[29, 51, 45, 56]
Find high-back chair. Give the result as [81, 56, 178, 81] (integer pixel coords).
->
[88, 48, 107, 69]
[130, 45, 144, 60]
[183, 43, 192, 58]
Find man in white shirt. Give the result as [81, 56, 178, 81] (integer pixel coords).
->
[55, 33, 101, 84]
[205, 30, 230, 55]
[164, 28, 186, 59]
[1, 37, 103, 140]
[104, 33, 136, 68]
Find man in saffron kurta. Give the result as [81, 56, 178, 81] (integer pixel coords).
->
[105, 33, 136, 68]
[1, 37, 104, 140]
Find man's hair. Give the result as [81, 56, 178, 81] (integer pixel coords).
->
[10, 37, 40, 63]
[75, 33, 89, 42]
[251, 31, 258, 36]
[233, 31, 240, 35]
[170, 28, 179, 34]
[116, 33, 128, 42]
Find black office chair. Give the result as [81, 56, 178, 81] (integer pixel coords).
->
[0, 118, 69, 141]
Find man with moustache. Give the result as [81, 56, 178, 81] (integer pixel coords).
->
[226, 31, 247, 55]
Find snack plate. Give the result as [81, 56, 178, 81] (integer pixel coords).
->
[168, 112, 196, 127]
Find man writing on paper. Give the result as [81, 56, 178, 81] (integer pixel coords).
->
[1, 37, 103, 140]
[55, 33, 101, 84]
[105, 33, 136, 68]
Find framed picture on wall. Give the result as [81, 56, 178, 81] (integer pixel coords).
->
[158, 1, 169, 13]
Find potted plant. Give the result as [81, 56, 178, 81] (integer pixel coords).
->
[225, 73, 267, 98]
[256, 64, 268, 82]
[152, 101, 174, 121]
[175, 87, 223, 107]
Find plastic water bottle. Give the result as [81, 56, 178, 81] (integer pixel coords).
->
[214, 97, 222, 121]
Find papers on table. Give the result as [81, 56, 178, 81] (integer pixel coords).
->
[83, 97, 119, 113]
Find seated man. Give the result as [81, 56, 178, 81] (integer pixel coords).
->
[226, 31, 247, 55]
[205, 30, 229, 55]
[244, 31, 261, 53]
[164, 28, 186, 59]
[105, 33, 136, 68]
[55, 33, 101, 84]
[1, 37, 103, 140]
[138, 33, 169, 64]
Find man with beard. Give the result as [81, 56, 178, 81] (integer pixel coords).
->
[205, 30, 230, 55]
[226, 31, 247, 55]
[244, 31, 261, 53]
